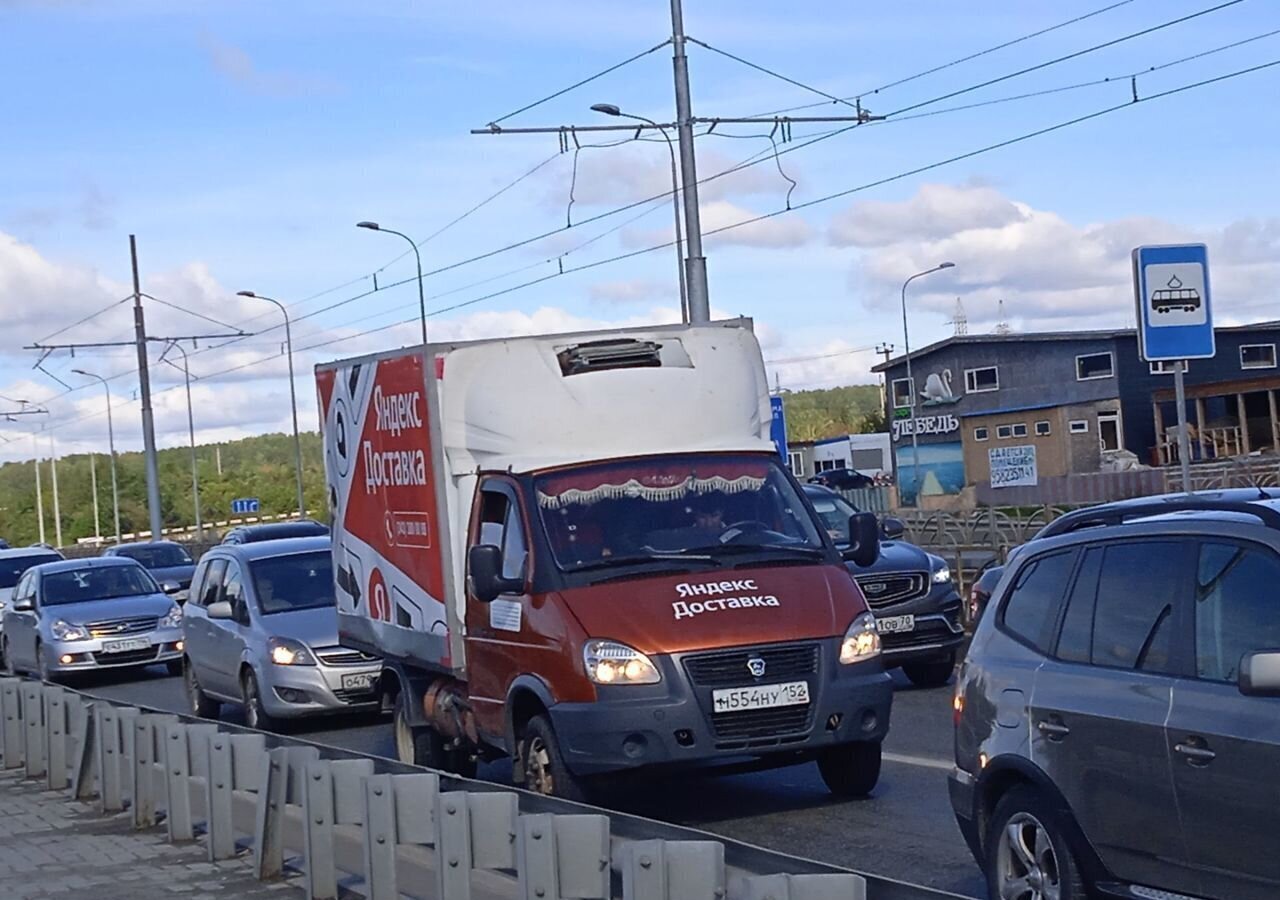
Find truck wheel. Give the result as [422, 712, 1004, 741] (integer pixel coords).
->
[986, 786, 1088, 900]
[517, 715, 588, 803]
[393, 691, 477, 777]
[902, 651, 957, 688]
[817, 741, 882, 797]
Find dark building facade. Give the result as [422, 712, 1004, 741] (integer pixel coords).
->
[873, 322, 1280, 504]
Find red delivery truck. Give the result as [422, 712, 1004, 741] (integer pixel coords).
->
[315, 319, 892, 799]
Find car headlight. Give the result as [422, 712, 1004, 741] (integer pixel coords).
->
[839, 611, 881, 664]
[583, 640, 661, 685]
[51, 619, 91, 642]
[267, 637, 316, 666]
[161, 606, 183, 629]
[930, 557, 952, 584]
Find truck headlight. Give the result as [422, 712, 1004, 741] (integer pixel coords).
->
[267, 637, 316, 666]
[930, 557, 952, 584]
[51, 620, 91, 642]
[583, 640, 660, 685]
[161, 606, 183, 629]
[839, 611, 881, 664]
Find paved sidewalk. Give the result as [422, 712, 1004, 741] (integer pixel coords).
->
[0, 770, 302, 900]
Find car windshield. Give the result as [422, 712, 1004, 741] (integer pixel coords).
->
[42, 565, 159, 604]
[535, 454, 825, 571]
[0, 554, 60, 589]
[115, 544, 192, 568]
[249, 551, 334, 614]
[807, 492, 859, 544]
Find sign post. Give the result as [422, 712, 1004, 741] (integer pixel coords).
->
[769, 396, 788, 465]
[1133, 244, 1215, 493]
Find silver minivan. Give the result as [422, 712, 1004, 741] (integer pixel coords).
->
[181, 536, 380, 730]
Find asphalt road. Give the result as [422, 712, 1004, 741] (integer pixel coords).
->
[83, 666, 984, 898]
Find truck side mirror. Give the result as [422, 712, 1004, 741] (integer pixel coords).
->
[845, 513, 881, 568]
[1239, 650, 1280, 697]
[468, 545, 522, 603]
[880, 516, 906, 541]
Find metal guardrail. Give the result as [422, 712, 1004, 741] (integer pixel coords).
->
[0, 676, 968, 900]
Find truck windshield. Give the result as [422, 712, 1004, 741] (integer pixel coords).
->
[535, 454, 826, 571]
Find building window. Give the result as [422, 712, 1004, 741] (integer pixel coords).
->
[964, 366, 999, 393]
[787, 451, 804, 476]
[996, 424, 1013, 440]
[1011, 423, 1029, 438]
[1035, 420, 1051, 436]
[1240, 344, 1277, 370]
[1149, 360, 1187, 375]
[1099, 413, 1122, 451]
[974, 426, 989, 442]
[891, 378, 915, 409]
[1076, 352, 1114, 381]
[1069, 420, 1089, 434]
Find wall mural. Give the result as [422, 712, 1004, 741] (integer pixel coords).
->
[896, 440, 965, 506]
[920, 369, 960, 407]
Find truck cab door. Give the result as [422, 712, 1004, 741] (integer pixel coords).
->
[464, 478, 536, 742]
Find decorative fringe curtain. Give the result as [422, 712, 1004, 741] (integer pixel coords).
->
[538, 474, 767, 509]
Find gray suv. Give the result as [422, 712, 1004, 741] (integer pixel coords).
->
[181, 537, 380, 730]
[951, 493, 1280, 900]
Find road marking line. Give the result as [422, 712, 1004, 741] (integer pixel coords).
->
[883, 751, 952, 771]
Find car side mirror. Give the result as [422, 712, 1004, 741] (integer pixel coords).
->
[468, 544, 521, 603]
[844, 512, 881, 568]
[1239, 650, 1280, 697]
[11, 598, 32, 612]
[880, 516, 906, 541]
[207, 600, 234, 620]
[161, 580, 182, 596]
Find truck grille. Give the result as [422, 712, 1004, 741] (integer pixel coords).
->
[854, 572, 928, 609]
[683, 643, 819, 688]
[711, 705, 814, 747]
[86, 616, 159, 638]
[313, 646, 379, 667]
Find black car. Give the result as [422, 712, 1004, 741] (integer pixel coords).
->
[803, 484, 965, 687]
[102, 540, 198, 595]
[808, 468, 875, 490]
[221, 519, 330, 545]
[952, 490, 1280, 900]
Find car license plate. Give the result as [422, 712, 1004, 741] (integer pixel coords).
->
[341, 672, 378, 692]
[876, 614, 916, 634]
[711, 680, 809, 714]
[101, 637, 150, 654]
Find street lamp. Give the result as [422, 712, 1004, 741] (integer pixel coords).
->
[591, 103, 689, 323]
[899, 262, 956, 507]
[73, 369, 121, 543]
[356, 221, 429, 350]
[236, 291, 306, 519]
[159, 342, 202, 539]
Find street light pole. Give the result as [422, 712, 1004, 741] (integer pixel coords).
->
[32, 437, 44, 545]
[668, 0, 710, 323]
[48, 432, 62, 548]
[591, 103, 689, 323]
[236, 292, 307, 519]
[90, 453, 101, 541]
[899, 262, 956, 507]
[73, 369, 121, 543]
[161, 343, 202, 539]
[355, 222, 429, 350]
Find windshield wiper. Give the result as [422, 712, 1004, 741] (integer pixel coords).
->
[565, 552, 721, 574]
[683, 544, 827, 559]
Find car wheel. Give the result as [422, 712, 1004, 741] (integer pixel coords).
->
[986, 786, 1088, 900]
[241, 671, 280, 732]
[185, 659, 219, 719]
[35, 640, 54, 683]
[902, 651, 957, 688]
[392, 690, 477, 777]
[816, 740, 882, 797]
[516, 715, 588, 803]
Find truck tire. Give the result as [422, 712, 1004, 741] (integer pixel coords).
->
[393, 691, 477, 778]
[517, 715, 589, 803]
[902, 650, 957, 689]
[817, 740, 882, 797]
[985, 786, 1088, 900]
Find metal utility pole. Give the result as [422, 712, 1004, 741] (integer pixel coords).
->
[899, 263, 956, 507]
[74, 370, 122, 543]
[875, 343, 895, 410]
[668, 0, 709, 324]
[161, 342, 203, 538]
[90, 453, 101, 541]
[48, 433, 62, 548]
[130, 236, 164, 540]
[1174, 360, 1193, 493]
[33, 447, 45, 545]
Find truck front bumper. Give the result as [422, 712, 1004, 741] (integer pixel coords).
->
[548, 637, 892, 777]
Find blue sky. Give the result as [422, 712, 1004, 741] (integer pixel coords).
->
[1, 0, 1278, 458]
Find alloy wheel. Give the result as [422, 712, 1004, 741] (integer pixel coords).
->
[525, 735, 555, 795]
[243, 676, 263, 730]
[997, 812, 1062, 900]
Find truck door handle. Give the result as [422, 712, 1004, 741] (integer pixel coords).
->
[1036, 719, 1070, 739]
[1174, 741, 1216, 765]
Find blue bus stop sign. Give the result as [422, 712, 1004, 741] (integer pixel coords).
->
[1132, 244, 1215, 361]
[770, 395, 788, 463]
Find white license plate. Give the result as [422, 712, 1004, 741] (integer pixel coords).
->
[341, 672, 378, 692]
[101, 637, 150, 654]
[712, 680, 810, 714]
[876, 614, 916, 634]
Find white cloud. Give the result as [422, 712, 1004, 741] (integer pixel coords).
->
[199, 32, 339, 98]
[829, 183, 1025, 248]
[623, 200, 813, 250]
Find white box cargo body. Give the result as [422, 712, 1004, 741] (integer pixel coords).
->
[315, 319, 772, 676]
